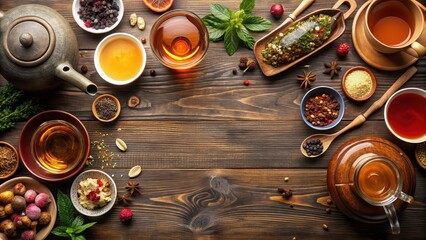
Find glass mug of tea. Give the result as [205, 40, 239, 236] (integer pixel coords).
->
[364, 0, 426, 58]
[31, 120, 84, 174]
[150, 9, 209, 70]
[351, 154, 413, 235]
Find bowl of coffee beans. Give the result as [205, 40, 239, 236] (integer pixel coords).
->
[72, 0, 124, 34]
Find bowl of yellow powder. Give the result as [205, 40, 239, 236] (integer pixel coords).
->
[342, 66, 376, 101]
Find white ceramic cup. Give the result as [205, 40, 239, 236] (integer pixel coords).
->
[94, 33, 146, 85]
[384, 87, 426, 143]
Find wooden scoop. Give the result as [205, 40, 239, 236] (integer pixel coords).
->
[254, 0, 357, 76]
[301, 66, 418, 158]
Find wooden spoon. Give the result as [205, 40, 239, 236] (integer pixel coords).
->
[301, 66, 418, 158]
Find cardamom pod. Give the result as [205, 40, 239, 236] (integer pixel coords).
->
[129, 13, 137, 27]
[137, 17, 145, 30]
[116, 138, 127, 152]
[128, 165, 142, 178]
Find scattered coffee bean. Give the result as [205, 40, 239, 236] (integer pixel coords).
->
[326, 199, 333, 205]
[290, 204, 294, 208]
[150, 69, 156, 76]
[325, 208, 331, 214]
[81, 65, 88, 74]
[141, 37, 146, 44]
[232, 68, 237, 75]
[303, 138, 323, 156]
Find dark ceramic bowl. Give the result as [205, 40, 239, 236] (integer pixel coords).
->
[0, 177, 57, 240]
[300, 86, 345, 131]
[19, 110, 90, 181]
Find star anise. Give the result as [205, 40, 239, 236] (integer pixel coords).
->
[125, 181, 142, 195]
[297, 71, 316, 89]
[118, 192, 133, 205]
[323, 60, 341, 79]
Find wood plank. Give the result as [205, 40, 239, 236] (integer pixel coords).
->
[40, 169, 426, 240]
[1, 120, 419, 170]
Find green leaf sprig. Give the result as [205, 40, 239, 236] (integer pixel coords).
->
[51, 190, 97, 240]
[202, 0, 272, 56]
[0, 84, 45, 133]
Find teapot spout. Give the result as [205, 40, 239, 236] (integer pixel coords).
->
[55, 63, 97, 95]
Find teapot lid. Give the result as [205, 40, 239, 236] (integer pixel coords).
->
[3, 16, 55, 67]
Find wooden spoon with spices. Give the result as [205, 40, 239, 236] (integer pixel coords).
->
[301, 66, 418, 158]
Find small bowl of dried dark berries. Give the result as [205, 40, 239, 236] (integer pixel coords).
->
[72, 0, 124, 34]
[300, 86, 345, 130]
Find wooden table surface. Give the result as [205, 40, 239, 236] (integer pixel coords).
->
[1, 0, 425, 239]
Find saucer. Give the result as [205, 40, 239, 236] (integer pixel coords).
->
[352, 0, 426, 71]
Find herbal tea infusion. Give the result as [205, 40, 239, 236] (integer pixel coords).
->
[99, 37, 144, 81]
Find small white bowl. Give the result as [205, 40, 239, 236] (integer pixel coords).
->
[71, 170, 117, 217]
[384, 87, 426, 143]
[72, 0, 124, 34]
[94, 33, 146, 85]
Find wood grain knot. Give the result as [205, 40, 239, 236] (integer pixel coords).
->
[210, 176, 230, 194]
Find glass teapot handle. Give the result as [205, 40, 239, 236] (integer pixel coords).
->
[383, 204, 400, 235]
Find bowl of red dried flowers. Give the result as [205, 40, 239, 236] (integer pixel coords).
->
[0, 141, 19, 180]
[72, 0, 124, 34]
[300, 86, 345, 131]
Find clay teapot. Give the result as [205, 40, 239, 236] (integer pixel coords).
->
[0, 4, 97, 95]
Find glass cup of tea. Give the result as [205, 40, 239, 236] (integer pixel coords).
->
[31, 120, 85, 174]
[384, 88, 426, 143]
[351, 154, 414, 235]
[150, 9, 209, 70]
[364, 0, 426, 58]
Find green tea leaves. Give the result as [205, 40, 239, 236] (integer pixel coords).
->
[202, 0, 271, 55]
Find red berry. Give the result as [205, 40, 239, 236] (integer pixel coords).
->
[337, 42, 350, 57]
[97, 179, 103, 187]
[119, 208, 133, 223]
[270, 4, 284, 19]
[84, 21, 91, 28]
[243, 80, 250, 86]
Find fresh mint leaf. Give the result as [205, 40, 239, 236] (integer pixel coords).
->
[52, 226, 69, 237]
[240, 0, 255, 15]
[237, 25, 255, 49]
[74, 222, 97, 234]
[206, 25, 226, 41]
[71, 216, 84, 228]
[210, 4, 232, 22]
[202, 14, 228, 29]
[243, 16, 272, 31]
[57, 190, 75, 227]
[224, 26, 239, 56]
[75, 235, 86, 240]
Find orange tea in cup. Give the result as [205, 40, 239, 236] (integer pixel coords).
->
[150, 10, 209, 69]
[99, 37, 143, 80]
[31, 120, 84, 174]
[357, 160, 398, 202]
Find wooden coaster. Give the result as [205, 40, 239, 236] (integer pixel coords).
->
[352, 0, 426, 71]
[327, 136, 416, 223]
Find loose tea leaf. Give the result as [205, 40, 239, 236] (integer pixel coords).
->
[202, 0, 272, 56]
